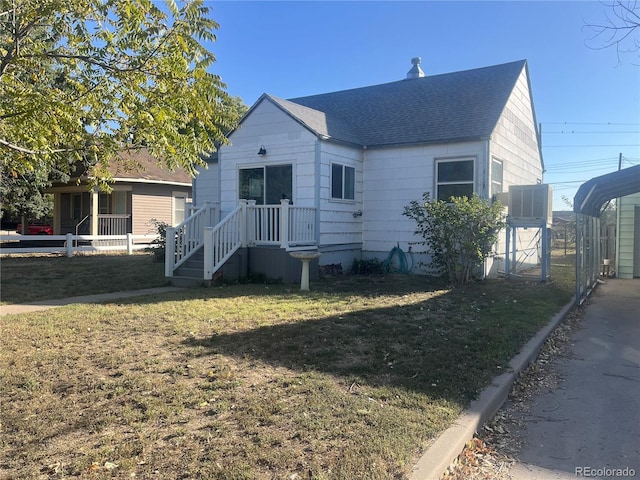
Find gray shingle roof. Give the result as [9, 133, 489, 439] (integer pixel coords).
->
[267, 96, 363, 145]
[272, 60, 527, 148]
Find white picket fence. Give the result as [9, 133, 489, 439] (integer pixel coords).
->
[0, 233, 159, 257]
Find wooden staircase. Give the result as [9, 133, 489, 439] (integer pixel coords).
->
[165, 199, 317, 286]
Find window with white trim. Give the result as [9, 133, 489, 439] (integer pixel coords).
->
[435, 158, 475, 201]
[173, 193, 187, 226]
[331, 163, 355, 200]
[491, 158, 503, 196]
[239, 165, 292, 205]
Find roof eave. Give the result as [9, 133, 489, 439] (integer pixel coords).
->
[363, 135, 491, 150]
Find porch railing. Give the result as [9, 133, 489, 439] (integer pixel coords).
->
[204, 203, 245, 280]
[98, 214, 131, 235]
[248, 200, 316, 247]
[165, 203, 218, 277]
[288, 204, 316, 246]
[166, 199, 316, 280]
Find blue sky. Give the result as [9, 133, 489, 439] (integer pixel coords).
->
[204, 1, 640, 210]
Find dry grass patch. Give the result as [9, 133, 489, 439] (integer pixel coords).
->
[1, 263, 574, 479]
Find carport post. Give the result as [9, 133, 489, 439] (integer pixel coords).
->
[505, 224, 511, 277]
[511, 226, 517, 273]
[575, 213, 581, 304]
[541, 224, 548, 280]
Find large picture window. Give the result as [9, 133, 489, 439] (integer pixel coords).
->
[331, 163, 355, 200]
[436, 158, 474, 201]
[239, 165, 292, 205]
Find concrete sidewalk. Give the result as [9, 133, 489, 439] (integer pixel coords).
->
[0, 286, 183, 316]
[508, 278, 640, 479]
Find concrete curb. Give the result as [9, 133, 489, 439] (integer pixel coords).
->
[0, 286, 183, 316]
[409, 299, 576, 480]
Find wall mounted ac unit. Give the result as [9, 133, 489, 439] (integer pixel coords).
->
[508, 184, 552, 226]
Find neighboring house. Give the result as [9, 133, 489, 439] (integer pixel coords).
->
[46, 149, 192, 237]
[616, 192, 640, 278]
[176, 58, 544, 282]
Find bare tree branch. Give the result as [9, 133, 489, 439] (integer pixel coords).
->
[583, 0, 640, 65]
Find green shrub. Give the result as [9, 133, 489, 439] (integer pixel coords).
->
[146, 218, 170, 262]
[403, 194, 505, 286]
[351, 258, 385, 275]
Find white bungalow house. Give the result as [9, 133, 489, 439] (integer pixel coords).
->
[167, 58, 544, 284]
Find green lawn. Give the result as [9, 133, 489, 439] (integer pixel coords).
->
[0, 253, 167, 304]
[0, 253, 575, 479]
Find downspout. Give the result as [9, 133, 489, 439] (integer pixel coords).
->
[484, 139, 491, 200]
[314, 139, 322, 247]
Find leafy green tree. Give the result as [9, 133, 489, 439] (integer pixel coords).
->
[403, 194, 506, 286]
[0, 0, 238, 190]
[0, 166, 63, 231]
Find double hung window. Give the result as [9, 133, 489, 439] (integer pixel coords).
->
[435, 158, 475, 201]
[331, 163, 355, 200]
[491, 159, 504, 197]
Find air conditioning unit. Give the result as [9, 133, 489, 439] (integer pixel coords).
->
[508, 184, 552, 226]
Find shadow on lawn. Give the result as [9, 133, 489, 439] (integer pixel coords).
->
[180, 279, 526, 404]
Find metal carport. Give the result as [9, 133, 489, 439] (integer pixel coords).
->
[574, 164, 640, 304]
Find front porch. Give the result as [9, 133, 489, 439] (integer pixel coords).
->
[165, 199, 318, 283]
[52, 190, 133, 236]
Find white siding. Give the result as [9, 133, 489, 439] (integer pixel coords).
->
[193, 161, 219, 207]
[218, 100, 318, 216]
[361, 141, 486, 269]
[317, 142, 363, 247]
[617, 192, 640, 278]
[490, 68, 543, 189]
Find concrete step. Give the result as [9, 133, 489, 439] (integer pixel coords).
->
[168, 276, 208, 288]
[175, 266, 203, 278]
[174, 249, 205, 279]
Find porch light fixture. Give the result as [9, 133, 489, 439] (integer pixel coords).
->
[257, 146, 267, 156]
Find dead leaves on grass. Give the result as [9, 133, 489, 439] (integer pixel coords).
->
[442, 304, 586, 480]
[442, 437, 514, 480]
